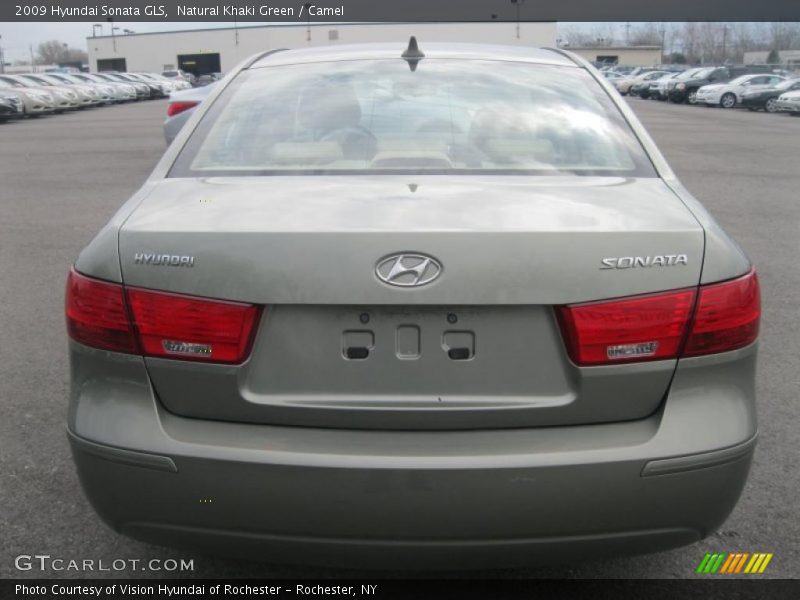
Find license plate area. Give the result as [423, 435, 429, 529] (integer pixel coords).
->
[341, 309, 476, 362]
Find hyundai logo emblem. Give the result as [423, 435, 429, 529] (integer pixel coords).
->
[376, 253, 442, 287]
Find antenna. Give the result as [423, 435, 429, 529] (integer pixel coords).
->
[401, 36, 425, 72]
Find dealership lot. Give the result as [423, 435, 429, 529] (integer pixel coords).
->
[0, 98, 798, 579]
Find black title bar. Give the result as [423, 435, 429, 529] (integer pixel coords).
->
[4, 0, 800, 22]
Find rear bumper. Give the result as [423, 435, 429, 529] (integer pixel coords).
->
[67, 343, 758, 568]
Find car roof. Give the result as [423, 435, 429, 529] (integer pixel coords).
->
[249, 43, 578, 69]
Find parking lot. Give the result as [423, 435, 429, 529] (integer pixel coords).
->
[0, 97, 798, 579]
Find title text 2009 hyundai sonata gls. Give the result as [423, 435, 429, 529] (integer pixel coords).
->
[66, 41, 760, 568]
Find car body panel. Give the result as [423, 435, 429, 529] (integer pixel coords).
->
[696, 74, 785, 106]
[163, 84, 214, 144]
[775, 89, 800, 113]
[68, 44, 758, 565]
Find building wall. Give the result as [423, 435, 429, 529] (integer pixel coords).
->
[744, 50, 800, 65]
[568, 47, 662, 67]
[86, 22, 557, 74]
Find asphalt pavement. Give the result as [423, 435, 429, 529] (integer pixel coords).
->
[0, 97, 797, 579]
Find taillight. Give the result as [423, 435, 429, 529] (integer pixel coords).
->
[166, 100, 198, 117]
[126, 288, 260, 364]
[65, 269, 260, 364]
[557, 269, 760, 366]
[684, 270, 760, 357]
[66, 269, 138, 354]
[557, 289, 696, 366]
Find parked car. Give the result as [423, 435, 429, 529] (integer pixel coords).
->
[163, 83, 215, 144]
[195, 73, 222, 87]
[741, 78, 800, 112]
[18, 73, 101, 108]
[135, 72, 181, 94]
[613, 68, 658, 95]
[0, 95, 22, 121]
[67, 42, 760, 568]
[0, 80, 55, 116]
[775, 89, 800, 115]
[629, 71, 671, 98]
[114, 72, 170, 99]
[0, 74, 74, 112]
[649, 72, 682, 101]
[162, 69, 195, 87]
[695, 73, 785, 108]
[94, 73, 150, 100]
[41, 72, 116, 105]
[668, 65, 773, 104]
[0, 91, 24, 119]
[71, 73, 138, 102]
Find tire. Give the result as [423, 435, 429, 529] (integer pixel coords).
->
[720, 93, 737, 109]
[765, 98, 779, 113]
[687, 90, 698, 104]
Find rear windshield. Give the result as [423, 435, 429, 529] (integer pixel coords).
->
[171, 59, 656, 177]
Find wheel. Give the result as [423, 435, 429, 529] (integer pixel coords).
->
[687, 90, 698, 104]
[765, 98, 779, 113]
[720, 93, 736, 109]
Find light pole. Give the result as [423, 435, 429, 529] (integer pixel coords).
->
[107, 18, 117, 53]
[304, 3, 312, 43]
[721, 24, 729, 64]
[510, 0, 526, 41]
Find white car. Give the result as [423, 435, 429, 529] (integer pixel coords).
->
[650, 73, 681, 100]
[775, 89, 800, 114]
[695, 74, 785, 108]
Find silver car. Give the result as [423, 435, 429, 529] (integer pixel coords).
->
[66, 42, 760, 568]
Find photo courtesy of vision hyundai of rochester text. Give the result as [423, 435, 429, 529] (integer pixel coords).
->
[65, 40, 760, 569]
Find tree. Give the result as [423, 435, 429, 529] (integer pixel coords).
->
[669, 52, 688, 64]
[766, 49, 781, 64]
[36, 40, 88, 66]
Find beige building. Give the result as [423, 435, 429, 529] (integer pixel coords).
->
[86, 22, 557, 75]
[743, 49, 800, 66]
[567, 46, 663, 67]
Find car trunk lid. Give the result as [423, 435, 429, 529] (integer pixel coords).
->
[118, 175, 704, 430]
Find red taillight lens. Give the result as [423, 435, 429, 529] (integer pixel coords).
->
[557, 289, 696, 366]
[126, 288, 260, 364]
[166, 100, 198, 117]
[66, 269, 138, 353]
[684, 270, 760, 357]
[65, 269, 260, 364]
[557, 269, 760, 366]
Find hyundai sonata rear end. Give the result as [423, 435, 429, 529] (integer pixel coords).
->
[66, 42, 759, 569]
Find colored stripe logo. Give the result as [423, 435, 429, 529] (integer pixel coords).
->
[696, 552, 773, 574]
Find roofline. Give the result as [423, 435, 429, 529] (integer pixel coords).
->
[243, 48, 289, 68]
[86, 20, 555, 41]
[567, 46, 662, 51]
